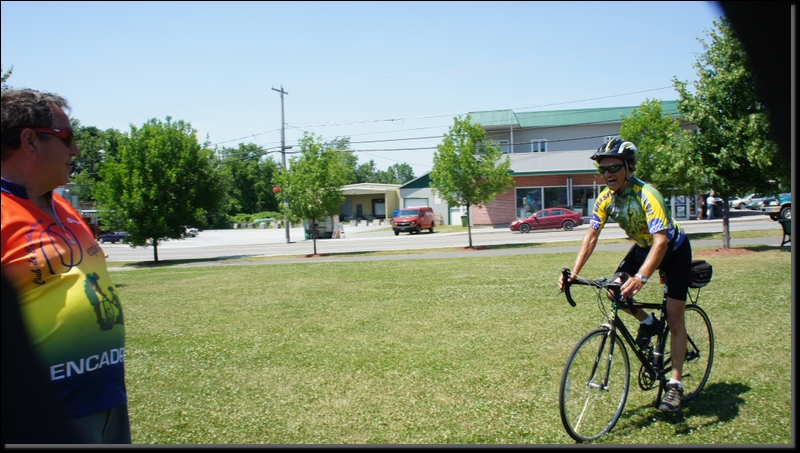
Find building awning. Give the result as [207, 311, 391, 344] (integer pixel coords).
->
[341, 183, 400, 196]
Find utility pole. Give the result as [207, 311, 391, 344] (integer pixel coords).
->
[272, 86, 290, 243]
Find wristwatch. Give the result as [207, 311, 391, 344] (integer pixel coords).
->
[635, 273, 648, 284]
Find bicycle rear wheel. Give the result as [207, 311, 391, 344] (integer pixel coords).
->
[664, 304, 714, 402]
[559, 328, 630, 442]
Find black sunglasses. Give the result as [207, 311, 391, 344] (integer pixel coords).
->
[16, 127, 76, 148]
[598, 164, 625, 174]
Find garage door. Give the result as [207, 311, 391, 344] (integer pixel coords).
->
[450, 206, 466, 225]
[404, 198, 429, 208]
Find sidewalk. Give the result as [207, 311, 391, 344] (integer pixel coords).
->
[468, 209, 767, 233]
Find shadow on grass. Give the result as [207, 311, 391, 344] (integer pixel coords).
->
[482, 242, 568, 250]
[309, 242, 557, 255]
[118, 254, 261, 268]
[615, 382, 749, 437]
[697, 244, 791, 254]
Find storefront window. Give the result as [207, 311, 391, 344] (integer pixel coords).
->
[517, 185, 602, 218]
[516, 188, 542, 218]
[544, 187, 568, 209]
[571, 186, 597, 216]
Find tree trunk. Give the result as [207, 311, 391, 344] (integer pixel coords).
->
[312, 218, 318, 255]
[153, 241, 159, 262]
[721, 200, 731, 249]
[466, 204, 473, 248]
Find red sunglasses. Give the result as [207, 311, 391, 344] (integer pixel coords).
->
[18, 127, 76, 148]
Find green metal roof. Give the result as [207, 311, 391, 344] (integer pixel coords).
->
[469, 100, 680, 129]
[400, 173, 431, 189]
[466, 110, 520, 128]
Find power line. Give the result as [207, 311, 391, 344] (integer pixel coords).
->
[210, 87, 686, 174]
[213, 128, 282, 146]
[288, 86, 676, 128]
[219, 116, 683, 157]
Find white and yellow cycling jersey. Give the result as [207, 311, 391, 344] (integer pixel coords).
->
[590, 176, 686, 250]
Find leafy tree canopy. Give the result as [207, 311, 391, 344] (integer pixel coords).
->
[1, 64, 12, 91]
[430, 115, 514, 247]
[618, 99, 700, 198]
[376, 163, 415, 184]
[69, 119, 124, 203]
[674, 18, 788, 199]
[93, 117, 225, 261]
[216, 143, 281, 215]
[325, 137, 415, 185]
[673, 18, 787, 248]
[274, 132, 350, 254]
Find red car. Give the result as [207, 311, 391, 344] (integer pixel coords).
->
[510, 207, 584, 233]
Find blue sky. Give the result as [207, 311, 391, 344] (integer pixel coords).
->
[1, 1, 724, 177]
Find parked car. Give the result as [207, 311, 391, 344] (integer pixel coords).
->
[761, 192, 791, 220]
[728, 196, 747, 210]
[750, 195, 776, 211]
[183, 226, 199, 237]
[510, 207, 584, 233]
[739, 193, 768, 210]
[97, 231, 129, 244]
[392, 206, 435, 235]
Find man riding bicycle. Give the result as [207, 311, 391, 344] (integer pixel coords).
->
[557, 138, 693, 412]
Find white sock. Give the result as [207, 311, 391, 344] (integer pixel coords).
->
[640, 314, 654, 325]
[669, 379, 682, 388]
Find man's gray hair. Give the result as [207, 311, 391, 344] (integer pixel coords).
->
[1, 88, 71, 160]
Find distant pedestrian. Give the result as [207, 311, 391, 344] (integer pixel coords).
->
[698, 196, 705, 220]
[706, 195, 716, 220]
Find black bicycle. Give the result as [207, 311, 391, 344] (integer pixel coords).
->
[557, 261, 714, 442]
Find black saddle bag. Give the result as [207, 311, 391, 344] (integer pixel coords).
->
[688, 260, 713, 288]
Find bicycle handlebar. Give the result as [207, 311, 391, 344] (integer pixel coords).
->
[560, 268, 638, 314]
[560, 268, 578, 307]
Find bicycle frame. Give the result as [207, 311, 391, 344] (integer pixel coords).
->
[587, 296, 668, 400]
[560, 269, 688, 404]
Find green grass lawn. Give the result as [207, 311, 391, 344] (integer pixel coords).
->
[113, 242, 793, 444]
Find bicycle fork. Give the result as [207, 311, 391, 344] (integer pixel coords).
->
[587, 325, 617, 391]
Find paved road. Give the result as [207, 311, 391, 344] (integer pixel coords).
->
[106, 210, 788, 269]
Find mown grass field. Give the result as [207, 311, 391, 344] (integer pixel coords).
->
[113, 240, 793, 445]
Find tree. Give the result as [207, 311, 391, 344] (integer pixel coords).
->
[386, 163, 415, 184]
[325, 137, 416, 185]
[674, 18, 787, 248]
[356, 160, 379, 183]
[93, 117, 225, 262]
[430, 115, 514, 248]
[1, 64, 12, 91]
[374, 163, 415, 184]
[618, 99, 700, 198]
[324, 137, 360, 184]
[274, 132, 350, 255]
[217, 143, 281, 215]
[69, 120, 121, 203]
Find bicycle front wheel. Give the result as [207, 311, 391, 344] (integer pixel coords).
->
[559, 328, 630, 443]
[664, 304, 714, 402]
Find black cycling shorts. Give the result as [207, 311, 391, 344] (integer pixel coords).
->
[616, 238, 693, 301]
